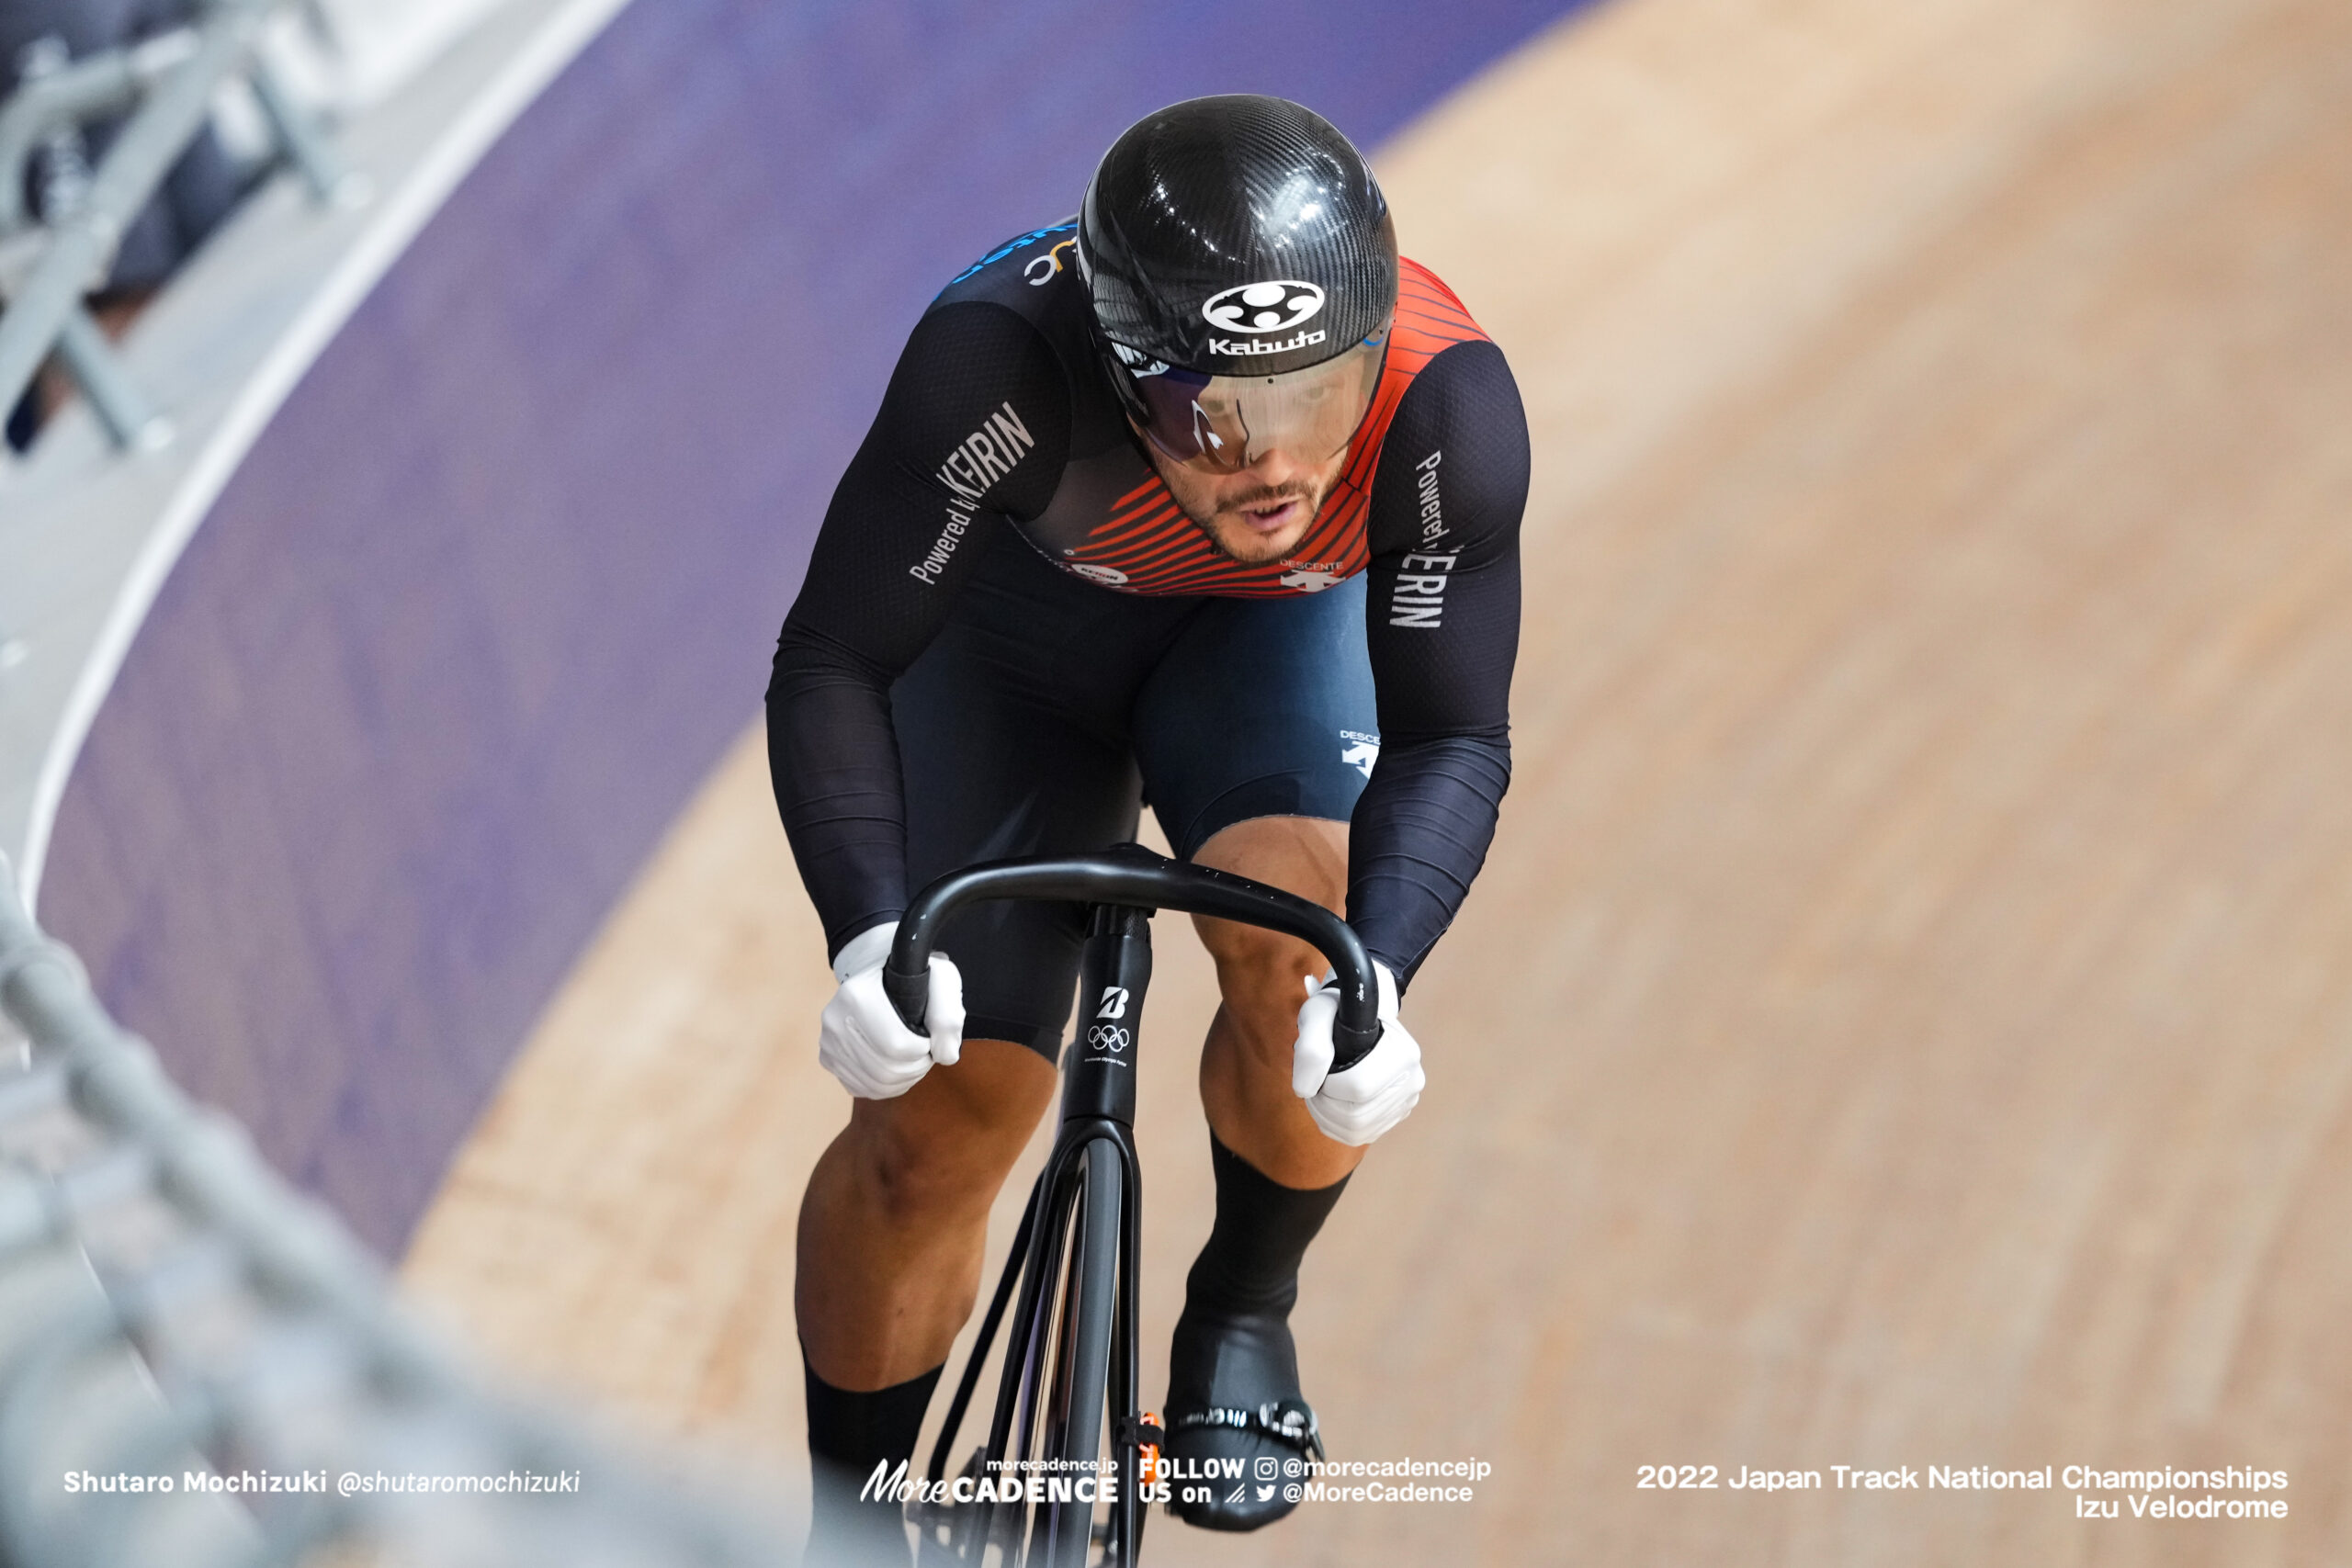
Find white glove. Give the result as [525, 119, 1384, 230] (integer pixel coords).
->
[818, 923, 966, 1100]
[1291, 960, 1423, 1145]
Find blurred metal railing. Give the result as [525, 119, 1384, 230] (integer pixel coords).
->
[0, 0, 362, 454]
[0, 852, 794, 1567]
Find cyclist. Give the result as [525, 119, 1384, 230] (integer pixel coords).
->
[768, 94, 1526, 1562]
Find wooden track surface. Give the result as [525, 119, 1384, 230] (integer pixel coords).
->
[402, 0, 2352, 1560]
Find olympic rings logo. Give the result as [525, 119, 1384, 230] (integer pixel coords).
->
[1085, 1024, 1130, 1053]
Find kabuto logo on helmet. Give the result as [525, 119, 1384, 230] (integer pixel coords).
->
[1202, 281, 1327, 335]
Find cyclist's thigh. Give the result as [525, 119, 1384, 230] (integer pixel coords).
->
[893, 540, 1189, 1061]
[1130, 572, 1379, 861]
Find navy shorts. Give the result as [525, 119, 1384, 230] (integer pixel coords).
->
[892, 536, 1379, 1059]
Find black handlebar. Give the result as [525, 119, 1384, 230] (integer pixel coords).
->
[884, 845, 1384, 1072]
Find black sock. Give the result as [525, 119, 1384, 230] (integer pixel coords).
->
[804, 1354, 942, 1566]
[1183, 1135, 1351, 1320]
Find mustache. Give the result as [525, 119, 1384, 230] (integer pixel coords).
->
[1221, 481, 1317, 512]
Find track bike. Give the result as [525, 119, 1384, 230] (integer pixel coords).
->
[883, 845, 1382, 1568]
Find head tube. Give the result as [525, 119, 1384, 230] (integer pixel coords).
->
[1118, 326, 1389, 474]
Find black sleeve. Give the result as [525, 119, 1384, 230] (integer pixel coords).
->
[1350, 338, 1528, 983]
[766, 302, 1069, 957]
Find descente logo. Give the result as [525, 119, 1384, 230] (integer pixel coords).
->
[1207, 328, 1327, 359]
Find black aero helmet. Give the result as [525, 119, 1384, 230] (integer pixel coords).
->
[1080, 95, 1399, 473]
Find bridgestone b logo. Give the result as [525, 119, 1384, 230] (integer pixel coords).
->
[911, 402, 1034, 584]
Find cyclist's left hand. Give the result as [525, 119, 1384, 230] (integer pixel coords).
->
[1291, 960, 1424, 1145]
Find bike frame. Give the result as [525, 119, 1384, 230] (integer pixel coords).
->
[891, 845, 1380, 1567]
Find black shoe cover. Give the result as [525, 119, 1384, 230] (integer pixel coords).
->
[1162, 1306, 1324, 1531]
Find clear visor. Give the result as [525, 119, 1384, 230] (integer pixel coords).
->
[1115, 326, 1389, 474]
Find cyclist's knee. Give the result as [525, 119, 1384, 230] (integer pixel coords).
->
[1197, 919, 1325, 1019]
[847, 1040, 1051, 1224]
[1191, 816, 1348, 1023]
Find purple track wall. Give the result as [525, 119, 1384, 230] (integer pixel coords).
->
[41, 0, 1590, 1256]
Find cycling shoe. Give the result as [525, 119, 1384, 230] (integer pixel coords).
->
[1162, 1306, 1324, 1531]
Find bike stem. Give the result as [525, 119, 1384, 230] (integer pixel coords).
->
[1064, 903, 1153, 1126]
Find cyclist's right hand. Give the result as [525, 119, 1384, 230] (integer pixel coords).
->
[818, 922, 966, 1099]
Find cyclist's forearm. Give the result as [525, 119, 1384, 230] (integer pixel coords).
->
[767, 632, 909, 959]
[1343, 731, 1511, 983]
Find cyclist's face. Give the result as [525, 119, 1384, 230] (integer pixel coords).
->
[1141, 434, 1350, 566]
